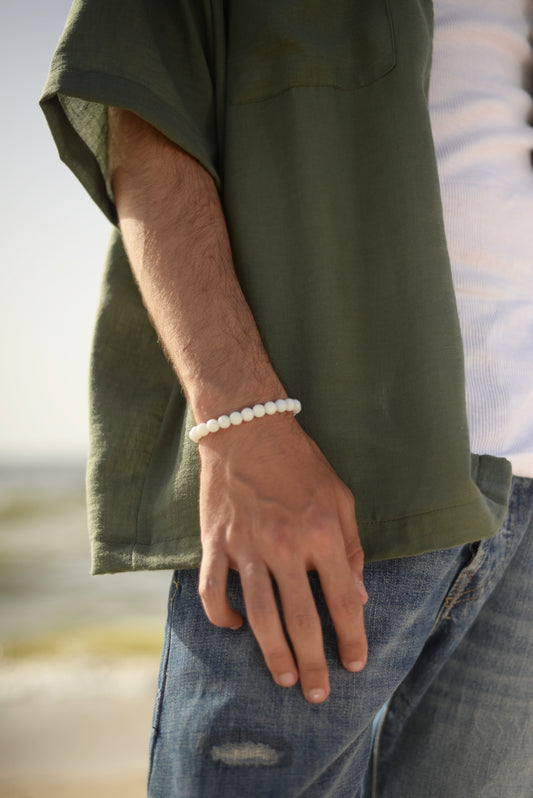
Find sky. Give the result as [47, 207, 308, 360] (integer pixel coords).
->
[1, 1, 111, 463]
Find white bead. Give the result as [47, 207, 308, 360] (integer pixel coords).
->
[196, 422, 209, 438]
[241, 407, 254, 422]
[188, 397, 301, 443]
[189, 427, 201, 443]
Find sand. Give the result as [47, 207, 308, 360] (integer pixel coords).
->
[0, 774, 148, 798]
[0, 467, 171, 797]
[0, 656, 159, 798]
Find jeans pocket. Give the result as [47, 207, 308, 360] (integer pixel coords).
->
[227, 0, 396, 104]
[433, 539, 490, 625]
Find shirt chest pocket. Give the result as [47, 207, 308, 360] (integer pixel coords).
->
[227, 0, 396, 105]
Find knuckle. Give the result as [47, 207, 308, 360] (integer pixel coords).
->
[308, 509, 334, 533]
[307, 522, 339, 556]
[240, 559, 262, 580]
[342, 624, 368, 651]
[247, 597, 273, 620]
[346, 537, 365, 563]
[299, 660, 327, 678]
[330, 590, 360, 619]
[198, 575, 219, 602]
[264, 520, 296, 559]
[291, 610, 317, 633]
[266, 646, 291, 666]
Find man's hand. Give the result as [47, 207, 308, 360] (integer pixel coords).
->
[198, 412, 368, 704]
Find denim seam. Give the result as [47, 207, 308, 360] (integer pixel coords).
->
[445, 570, 474, 603]
[443, 577, 498, 610]
[439, 552, 481, 618]
[447, 556, 510, 604]
[441, 500, 516, 619]
[148, 574, 180, 788]
[370, 700, 391, 798]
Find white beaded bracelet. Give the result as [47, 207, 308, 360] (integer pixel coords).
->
[188, 398, 302, 443]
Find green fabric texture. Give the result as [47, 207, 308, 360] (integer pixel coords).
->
[40, 0, 512, 575]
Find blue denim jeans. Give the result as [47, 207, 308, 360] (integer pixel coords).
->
[148, 477, 533, 797]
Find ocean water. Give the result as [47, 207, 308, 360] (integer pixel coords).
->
[0, 462, 173, 789]
[0, 461, 171, 659]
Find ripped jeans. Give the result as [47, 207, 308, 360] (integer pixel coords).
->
[148, 476, 533, 797]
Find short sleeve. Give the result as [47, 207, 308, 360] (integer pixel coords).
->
[40, 0, 222, 223]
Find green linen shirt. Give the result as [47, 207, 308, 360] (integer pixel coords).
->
[41, 0, 511, 575]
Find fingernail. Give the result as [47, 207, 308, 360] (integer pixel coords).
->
[278, 672, 297, 687]
[356, 581, 369, 603]
[308, 688, 326, 703]
[346, 660, 365, 672]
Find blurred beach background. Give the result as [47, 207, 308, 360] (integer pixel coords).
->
[1, 2, 171, 795]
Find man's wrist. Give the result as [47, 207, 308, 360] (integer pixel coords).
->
[186, 370, 287, 424]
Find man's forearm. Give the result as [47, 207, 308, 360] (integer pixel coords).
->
[107, 107, 285, 421]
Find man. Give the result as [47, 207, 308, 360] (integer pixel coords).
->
[41, 1, 532, 795]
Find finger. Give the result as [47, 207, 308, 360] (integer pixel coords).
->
[277, 568, 330, 703]
[238, 559, 299, 689]
[199, 548, 243, 629]
[336, 489, 368, 604]
[318, 557, 368, 674]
